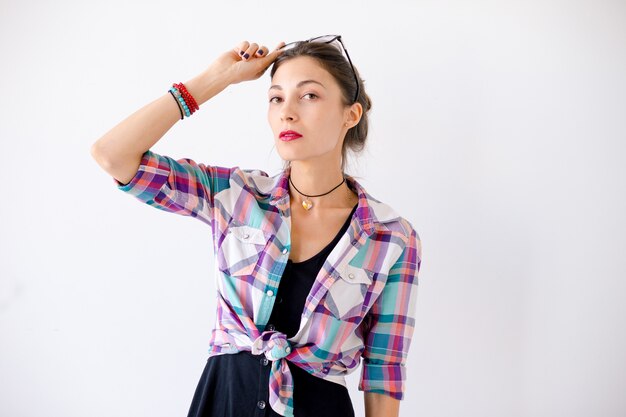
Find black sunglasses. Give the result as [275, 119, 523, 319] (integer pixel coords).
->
[279, 35, 359, 104]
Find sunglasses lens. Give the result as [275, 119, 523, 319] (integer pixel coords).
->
[282, 35, 342, 51]
[312, 35, 342, 51]
[313, 35, 339, 43]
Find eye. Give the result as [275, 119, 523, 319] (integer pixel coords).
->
[268, 93, 319, 103]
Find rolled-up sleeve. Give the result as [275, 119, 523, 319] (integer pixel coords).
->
[113, 149, 232, 227]
[358, 226, 422, 400]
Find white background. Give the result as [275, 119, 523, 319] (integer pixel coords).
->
[1, 1, 625, 416]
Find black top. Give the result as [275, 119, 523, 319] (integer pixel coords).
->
[266, 203, 358, 337]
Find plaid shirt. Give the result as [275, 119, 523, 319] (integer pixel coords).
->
[113, 150, 422, 417]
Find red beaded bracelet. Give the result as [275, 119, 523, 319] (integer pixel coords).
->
[174, 82, 199, 113]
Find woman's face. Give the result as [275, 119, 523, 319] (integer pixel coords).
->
[268, 56, 352, 166]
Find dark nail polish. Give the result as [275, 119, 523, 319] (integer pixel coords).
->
[239, 50, 244, 55]
[243, 53, 249, 59]
[257, 50, 264, 55]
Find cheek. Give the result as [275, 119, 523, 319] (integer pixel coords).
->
[267, 109, 278, 127]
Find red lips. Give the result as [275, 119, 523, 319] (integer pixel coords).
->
[280, 130, 302, 139]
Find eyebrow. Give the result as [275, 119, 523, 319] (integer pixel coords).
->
[268, 79, 326, 92]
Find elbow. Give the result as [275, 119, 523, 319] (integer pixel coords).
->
[90, 141, 111, 170]
[90, 141, 104, 164]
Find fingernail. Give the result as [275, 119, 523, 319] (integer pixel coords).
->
[243, 53, 249, 59]
[257, 50, 264, 55]
[239, 50, 244, 55]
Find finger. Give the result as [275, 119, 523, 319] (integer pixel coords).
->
[236, 41, 250, 58]
[255, 45, 268, 57]
[241, 42, 259, 60]
[264, 41, 287, 61]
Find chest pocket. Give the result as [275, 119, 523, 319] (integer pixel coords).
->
[323, 263, 374, 320]
[217, 223, 270, 277]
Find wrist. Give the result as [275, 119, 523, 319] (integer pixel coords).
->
[184, 68, 232, 106]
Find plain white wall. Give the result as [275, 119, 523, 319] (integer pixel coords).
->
[1, 0, 625, 416]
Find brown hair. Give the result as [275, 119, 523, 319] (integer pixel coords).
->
[269, 40, 372, 174]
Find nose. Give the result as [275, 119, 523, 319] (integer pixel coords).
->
[279, 99, 297, 122]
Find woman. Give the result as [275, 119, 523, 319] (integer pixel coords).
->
[91, 35, 422, 417]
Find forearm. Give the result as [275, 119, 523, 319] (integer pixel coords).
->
[364, 392, 400, 417]
[90, 67, 232, 173]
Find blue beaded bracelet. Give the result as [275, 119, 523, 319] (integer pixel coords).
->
[168, 90, 184, 119]
[169, 87, 191, 118]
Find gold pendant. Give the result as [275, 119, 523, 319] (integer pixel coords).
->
[302, 199, 313, 210]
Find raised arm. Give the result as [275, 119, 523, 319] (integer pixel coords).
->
[90, 68, 230, 186]
[90, 41, 286, 185]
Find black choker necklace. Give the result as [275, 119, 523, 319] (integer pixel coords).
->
[288, 175, 346, 210]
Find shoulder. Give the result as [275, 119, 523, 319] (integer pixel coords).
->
[227, 166, 282, 194]
[207, 165, 278, 200]
[365, 194, 419, 247]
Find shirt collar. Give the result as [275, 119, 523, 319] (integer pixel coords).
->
[267, 165, 400, 236]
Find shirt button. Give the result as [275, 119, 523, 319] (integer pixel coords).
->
[323, 366, 330, 373]
[261, 357, 269, 366]
[267, 323, 275, 331]
[266, 290, 274, 297]
[243, 233, 250, 239]
[257, 400, 266, 409]
[285, 346, 291, 354]
[348, 273, 355, 279]
[282, 248, 288, 254]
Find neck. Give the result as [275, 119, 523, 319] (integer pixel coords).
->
[287, 162, 356, 210]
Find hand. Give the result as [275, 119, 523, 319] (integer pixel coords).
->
[208, 40, 287, 85]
